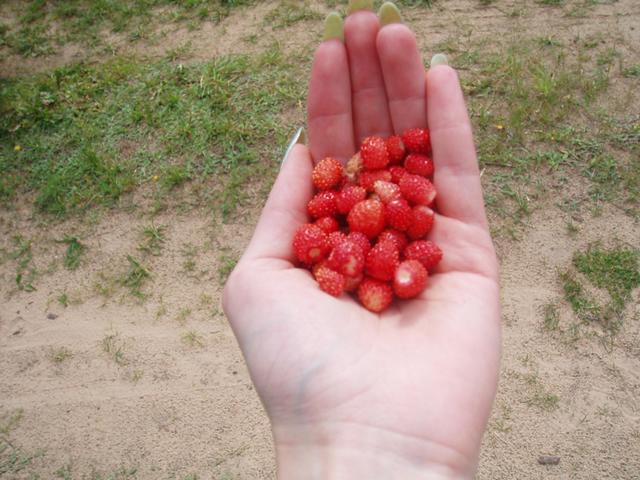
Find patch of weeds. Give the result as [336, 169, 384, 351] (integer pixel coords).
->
[58, 293, 69, 307]
[0, 409, 42, 476]
[57, 236, 86, 270]
[561, 271, 601, 322]
[542, 302, 560, 330]
[537, 0, 564, 5]
[623, 65, 640, 77]
[49, 347, 73, 364]
[138, 224, 166, 256]
[181, 243, 198, 275]
[217, 249, 238, 285]
[160, 164, 191, 190]
[182, 330, 205, 348]
[101, 332, 127, 366]
[176, 307, 192, 324]
[121, 255, 151, 298]
[10, 236, 36, 292]
[265, 1, 323, 29]
[522, 373, 560, 412]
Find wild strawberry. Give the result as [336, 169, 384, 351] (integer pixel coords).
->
[314, 265, 345, 297]
[327, 231, 347, 249]
[393, 260, 428, 299]
[404, 240, 443, 270]
[378, 229, 408, 251]
[347, 199, 386, 239]
[308, 191, 338, 218]
[345, 152, 363, 183]
[347, 231, 371, 256]
[293, 224, 329, 264]
[373, 180, 401, 204]
[365, 240, 399, 281]
[336, 184, 367, 214]
[358, 278, 393, 313]
[386, 135, 406, 165]
[399, 174, 436, 206]
[407, 205, 435, 240]
[312, 157, 343, 191]
[389, 166, 407, 184]
[404, 153, 434, 178]
[385, 198, 412, 231]
[315, 216, 339, 234]
[358, 169, 392, 192]
[328, 240, 365, 277]
[344, 273, 364, 292]
[360, 136, 389, 170]
[401, 128, 431, 154]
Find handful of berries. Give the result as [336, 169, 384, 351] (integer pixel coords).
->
[292, 128, 443, 313]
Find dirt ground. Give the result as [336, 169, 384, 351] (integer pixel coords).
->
[1, 1, 639, 479]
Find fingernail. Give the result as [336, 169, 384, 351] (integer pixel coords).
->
[348, 0, 374, 15]
[430, 53, 449, 67]
[378, 2, 402, 26]
[323, 12, 344, 41]
[281, 127, 306, 169]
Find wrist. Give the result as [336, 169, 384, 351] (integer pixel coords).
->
[273, 422, 474, 480]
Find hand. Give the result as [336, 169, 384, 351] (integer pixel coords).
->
[223, 4, 501, 479]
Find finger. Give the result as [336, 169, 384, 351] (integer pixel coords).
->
[344, 11, 393, 143]
[243, 144, 314, 263]
[308, 39, 356, 164]
[427, 65, 489, 230]
[377, 23, 427, 133]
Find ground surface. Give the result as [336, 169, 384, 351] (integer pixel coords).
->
[1, 0, 639, 479]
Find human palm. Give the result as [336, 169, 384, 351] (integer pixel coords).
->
[223, 8, 500, 479]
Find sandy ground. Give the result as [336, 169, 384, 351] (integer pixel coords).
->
[1, 1, 639, 479]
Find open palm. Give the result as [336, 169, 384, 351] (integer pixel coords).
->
[223, 8, 501, 479]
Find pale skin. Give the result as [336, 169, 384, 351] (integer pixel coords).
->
[223, 10, 501, 480]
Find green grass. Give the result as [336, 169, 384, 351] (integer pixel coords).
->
[1, 48, 302, 217]
[217, 250, 238, 284]
[10, 236, 37, 292]
[182, 330, 205, 348]
[101, 332, 126, 365]
[49, 346, 73, 363]
[58, 235, 86, 270]
[138, 224, 166, 256]
[121, 255, 150, 298]
[265, 2, 323, 29]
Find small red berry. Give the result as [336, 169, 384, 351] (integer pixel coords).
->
[404, 153, 434, 178]
[327, 231, 347, 249]
[385, 198, 412, 231]
[373, 180, 402, 204]
[315, 216, 339, 234]
[336, 184, 367, 214]
[358, 169, 392, 192]
[389, 166, 407, 184]
[393, 260, 428, 299]
[347, 199, 386, 239]
[314, 265, 345, 297]
[358, 278, 393, 313]
[347, 231, 371, 256]
[360, 136, 389, 170]
[328, 240, 365, 277]
[404, 240, 443, 270]
[293, 224, 329, 264]
[308, 191, 338, 218]
[365, 240, 399, 281]
[344, 273, 364, 292]
[312, 157, 343, 191]
[386, 135, 406, 165]
[401, 128, 431, 154]
[399, 174, 436, 206]
[407, 205, 435, 240]
[378, 229, 408, 251]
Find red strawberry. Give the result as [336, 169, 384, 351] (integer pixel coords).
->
[401, 128, 431, 154]
[347, 199, 386, 239]
[386, 135, 406, 165]
[385, 198, 412, 231]
[327, 231, 347, 249]
[399, 174, 436, 206]
[360, 136, 389, 170]
[336, 184, 367, 214]
[407, 205, 435, 240]
[404, 240, 443, 270]
[378, 229, 408, 251]
[404, 153, 434, 178]
[365, 240, 399, 281]
[347, 231, 371, 256]
[358, 278, 393, 313]
[312, 157, 343, 191]
[358, 169, 392, 192]
[293, 224, 329, 264]
[315, 216, 339, 234]
[314, 265, 345, 297]
[373, 180, 401, 204]
[344, 273, 364, 292]
[328, 240, 365, 277]
[389, 166, 407, 184]
[393, 260, 428, 299]
[345, 152, 363, 183]
[308, 191, 338, 218]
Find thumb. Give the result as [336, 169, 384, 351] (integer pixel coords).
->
[242, 141, 314, 263]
